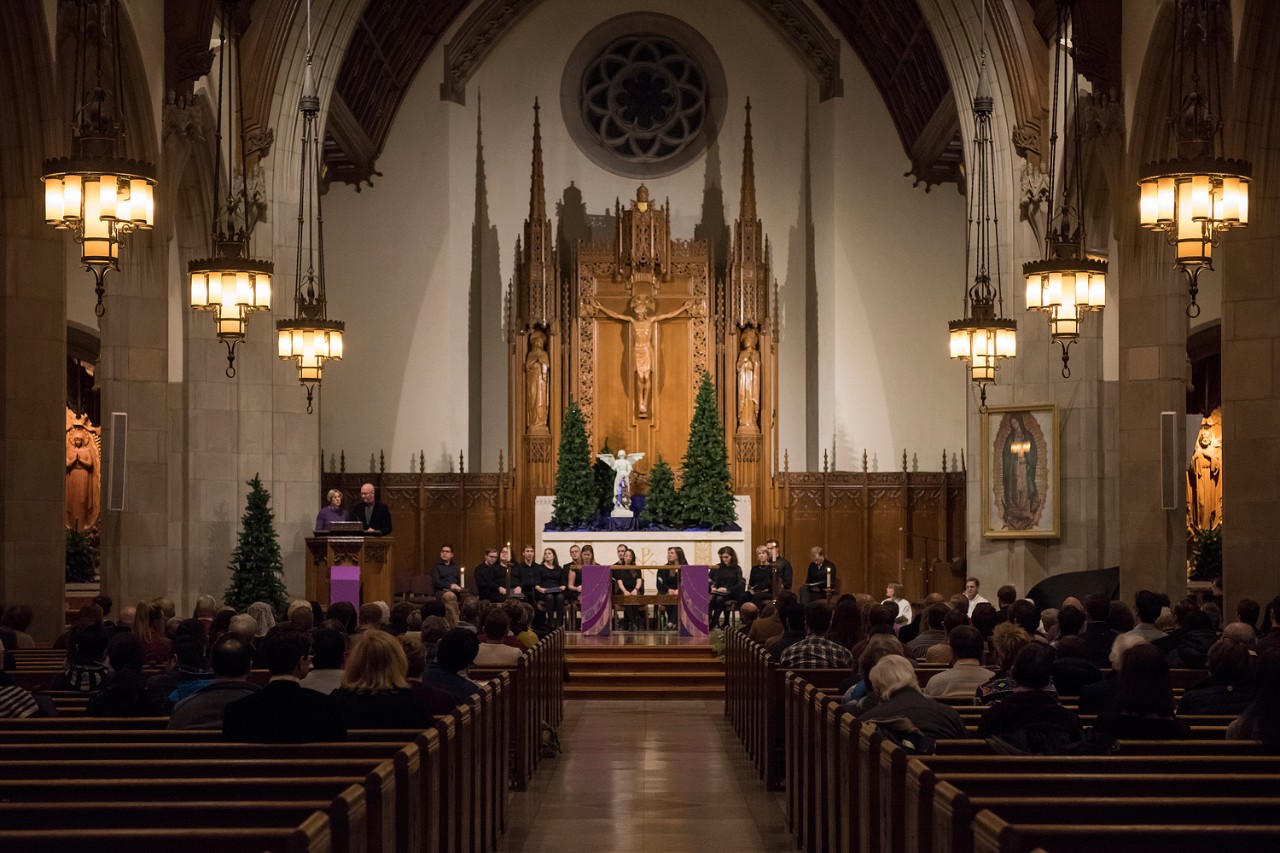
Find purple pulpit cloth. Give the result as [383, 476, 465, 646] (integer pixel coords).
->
[330, 565, 360, 607]
[580, 564, 612, 637]
[679, 565, 710, 638]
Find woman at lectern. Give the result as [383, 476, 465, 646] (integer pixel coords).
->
[314, 489, 351, 532]
[615, 548, 644, 631]
[658, 547, 687, 630]
[709, 546, 745, 629]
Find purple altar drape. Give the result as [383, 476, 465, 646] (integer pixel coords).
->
[679, 565, 710, 638]
[579, 564, 612, 637]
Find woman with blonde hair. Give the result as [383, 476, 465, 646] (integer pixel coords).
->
[132, 601, 171, 665]
[332, 630, 432, 728]
[976, 623, 1039, 704]
[314, 488, 350, 532]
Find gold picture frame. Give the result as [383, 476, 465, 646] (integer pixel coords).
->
[981, 404, 1060, 538]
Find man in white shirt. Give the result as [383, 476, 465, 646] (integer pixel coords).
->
[964, 576, 989, 616]
[1126, 590, 1168, 642]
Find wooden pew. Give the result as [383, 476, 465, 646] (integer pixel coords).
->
[970, 808, 1280, 853]
[0, 820, 335, 853]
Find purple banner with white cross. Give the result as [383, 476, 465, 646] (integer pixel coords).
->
[579, 564, 612, 637]
[679, 565, 710, 638]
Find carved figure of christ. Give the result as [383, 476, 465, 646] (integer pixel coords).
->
[590, 295, 694, 418]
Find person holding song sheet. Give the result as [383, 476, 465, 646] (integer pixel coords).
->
[748, 545, 774, 607]
[710, 546, 745, 629]
[535, 547, 566, 627]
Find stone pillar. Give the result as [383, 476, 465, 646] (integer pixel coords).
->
[1117, 232, 1187, 601]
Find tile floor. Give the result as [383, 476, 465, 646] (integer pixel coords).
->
[497, 700, 793, 853]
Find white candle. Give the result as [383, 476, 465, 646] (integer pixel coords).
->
[826, 564, 832, 591]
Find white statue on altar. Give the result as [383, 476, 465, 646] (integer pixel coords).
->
[598, 449, 645, 516]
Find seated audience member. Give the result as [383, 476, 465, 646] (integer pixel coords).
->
[228, 613, 259, 644]
[93, 595, 115, 628]
[332, 630, 433, 729]
[145, 626, 212, 710]
[513, 604, 538, 648]
[825, 597, 863, 651]
[223, 626, 346, 743]
[88, 632, 161, 716]
[208, 608, 235, 644]
[1079, 594, 1118, 666]
[288, 603, 315, 633]
[1050, 636, 1103, 697]
[300, 627, 348, 695]
[1128, 590, 1167, 642]
[326, 601, 358, 634]
[475, 608, 524, 668]
[842, 634, 908, 712]
[1222, 621, 1259, 653]
[193, 595, 218, 632]
[882, 583, 913, 625]
[924, 608, 972, 664]
[908, 604, 950, 657]
[0, 605, 36, 649]
[977, 643, 1083, 754]
[50, 622, 111, 693]
[168, 634, 258, 729]
[780, 602, 854, 669]
[1090, 643, 1191, 741]
[1236, 598, 1261, 637]
[115, 603, 137, 633]
[1053, 604, 1085, 646]
[995, 585, 1018, 622]
[53, 603, 104, 649]
[738, 602, 760, 635]
[1177, 637, 1255, 715]
[1202, 602, 1224, 632]
[405, 611, 423, 635]
[356, 602, 385, 634]
[1040, 608, 1060, 643]
[387, 602, 416, 637]
[923, 626, 992, 700]
[852, 604, 910, 659]
[976, 623, 1036, 705]
[1078, 632, 1146, 715]
[1108, 600, 1137, 634]
[1227, 650, 1280, 745]
[400, 636, 456, 714]
[459, 599, 481, 634]
[900, 593, 945, 646]
[766, 602, 808, 659]
[424, 628, 482, 704]
[856, 655, 966, 739]
[420, 616, 450, 664]
[133, 602, 172, 665]
[1161, 607, 1217, 668]
[749, 603, 784, 646]
[1009, 600, 1047, 642]
[0, 639, 44, 717]
[970, 602, 999, 658]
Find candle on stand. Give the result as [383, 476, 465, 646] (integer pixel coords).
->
[825, 564, 832, 592]
[461, 565, 466, 590]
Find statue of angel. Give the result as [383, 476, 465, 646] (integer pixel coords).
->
[598, 449, 645, 511]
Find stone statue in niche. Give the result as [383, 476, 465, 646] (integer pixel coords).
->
[736, 326, 761, 432]
[1187, 416, 1223, 533]
[525, 329, 550, 433]
[65, 410, 101, 532]
[588, 294, 693, 418]
[598, 449, 644, 516]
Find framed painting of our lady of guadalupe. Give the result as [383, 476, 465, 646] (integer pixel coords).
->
[981, 404, 1059, 538]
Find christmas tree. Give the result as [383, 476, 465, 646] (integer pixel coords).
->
[639, 454, 679, 528]
[678, 372, 738, 529]
[225, 475, 288, 615]
[550, 402, 598, 528]
[592, 440, 616, 516]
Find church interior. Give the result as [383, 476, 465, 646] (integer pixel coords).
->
[2, 0, 1280, 849]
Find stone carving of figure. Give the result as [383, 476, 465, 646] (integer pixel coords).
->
[1187, 419, 1222, 532]
[589, 295, 692, 418]
[736, 327, 761, 431]
[597, 450, 644, 512]
[525, 330, 550, 433]
[999, 414, 1038, 530]
[65, 417, 101, 532]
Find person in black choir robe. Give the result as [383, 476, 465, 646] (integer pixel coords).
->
[475, 548, 506, 603]
[800, 546, 836, 605]
[432, 544, 462, 596]
[709, 546, 745, 629]
[615, 548, 644, 630]
[766, 539, 793, 594]
[657, 547, 687, 630]
[510, 544, 539, 601]
[356, 482, 393, 536]
[535, 547, 566, 627]
[223, 626, 346, 743]
[747, 545, 774, 607]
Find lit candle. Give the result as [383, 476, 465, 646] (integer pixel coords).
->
[461, 565, 466, 589]
[826, 564, 832, 591]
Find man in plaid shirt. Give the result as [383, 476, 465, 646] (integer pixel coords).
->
[780, 602, 853, 669]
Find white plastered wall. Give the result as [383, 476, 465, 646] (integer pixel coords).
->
[321, 0, 966, 476]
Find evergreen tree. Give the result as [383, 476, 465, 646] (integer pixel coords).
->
[551, 402, 597, 528]
[225, 475, 288, 616]
[639, 454, 678, 528]
[678, 372, 738, 529]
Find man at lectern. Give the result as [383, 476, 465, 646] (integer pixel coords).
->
[357, 483, 392, 536]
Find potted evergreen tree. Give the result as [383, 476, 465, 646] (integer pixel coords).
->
[639, 455, 679, 528]
[225, 475, 288, 616]
[677, 373, 738, 530]
[550, 402, 598, 529]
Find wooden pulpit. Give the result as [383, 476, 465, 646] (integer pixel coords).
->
[304, 535, 394, 606]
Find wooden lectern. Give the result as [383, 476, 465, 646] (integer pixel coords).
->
[304, 535, 394, 606]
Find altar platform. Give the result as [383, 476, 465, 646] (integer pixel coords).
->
[564, 631, 724, 700]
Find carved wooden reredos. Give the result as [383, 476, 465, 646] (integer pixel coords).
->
[505, 100, 780, 536]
